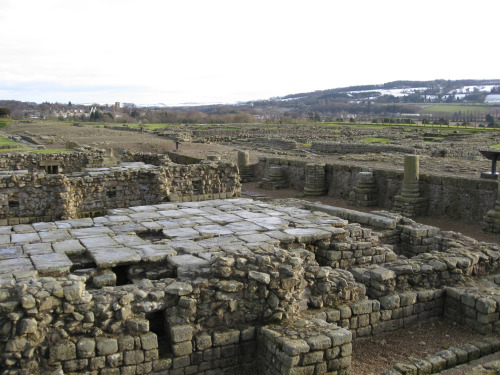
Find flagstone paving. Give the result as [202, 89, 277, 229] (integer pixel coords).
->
[0, 198, 348, 279]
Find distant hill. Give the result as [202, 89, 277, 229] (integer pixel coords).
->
[2, 79, 500, 123]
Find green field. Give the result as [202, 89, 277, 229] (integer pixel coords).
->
[0, 136, 15, 145]
[419, 104, 499, 115]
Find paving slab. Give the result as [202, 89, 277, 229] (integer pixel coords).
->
[153, 203, 178, 210]
[265, 230, 297, 244]
[178, 208, 207, 215]
[238, 233, 273, 243]
[158, 210, 191, 218]
[70, 227, 114, 238]
[233, 211, 269, 220]
[196, 225, 234, 237]
[129, 211, 163, 221]
[283, 228, 332, 242]
[39, 229, 72, 243]
[162, 227, 201, 240]
[106, 215, 133, 223]
[11, 232, 40, 244]
[89, 247, 141, 268]
[205, 213, 242, 224]
[52, 240, 85, 255]
[0, 257, 34, 276]
[129, 205, 159, 212]
[195, 236, 240, 249]
[168, 240, 206, 254]
[225, 221, 263, 233]
[30, 253, 72, 274]
[109, 222, 146, 234]
[0, 246, 23, 260]
[133, 244, 177, 262]
[55, 218, 94, 229]
[168, 254, 210, 269]
[113, 234, 148, 247]
[32, 222, 58, 232]
[80, 235, 119, 249]
[248, 216, 289, 230]
[12, 224, 35, 233]
[23, 242, 53, 256]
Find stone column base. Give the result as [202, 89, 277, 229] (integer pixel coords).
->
[392, 195, 427, 217]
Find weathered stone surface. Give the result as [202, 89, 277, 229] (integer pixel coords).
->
[30, 252, 72, 274]
[167, 254, 210, 269]
[89, 247, 141, 268]
[165, 281, 193, 296]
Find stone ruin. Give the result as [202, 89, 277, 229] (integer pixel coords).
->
[0, 149, 499, 375]
[0, 149, 241, 225]
[0, 195, 499, 375]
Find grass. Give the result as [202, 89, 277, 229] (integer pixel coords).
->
[0, 122, 8, 129]
[490, 144, 500, 150]
[0, 136, 16, 145]
[419, 104, 499, 114]
[361, 137, 394, 144]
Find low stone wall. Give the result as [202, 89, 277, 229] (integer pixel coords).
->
[445, 285, 500, 335]
[250, 137, 298, 150]
[0, 149, 112, 173]
[311, 141, 417, 155]
[306, 289, 443, 339]
[121, 151, 171, 166]
[166, 151, 203, 165]
[0, 162, 241, 224]
[255, 156, 498, 223]
[259, 319, 352, 375]
[351, 235, 500, 299]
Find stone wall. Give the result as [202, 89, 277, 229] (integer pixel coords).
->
[311, 141, 417, 155]
[255, 156, 498, 223]
[0, 198, 499, 374]
[0, 162, 241, 224]
[0, 149, 112, 174]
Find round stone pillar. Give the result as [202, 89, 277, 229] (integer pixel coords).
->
[304, 163, 327, 196]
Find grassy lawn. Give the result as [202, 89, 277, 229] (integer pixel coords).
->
[490, 144, 500, 150]
[0, 136, 16, 145]
[419, 104, 499, 115]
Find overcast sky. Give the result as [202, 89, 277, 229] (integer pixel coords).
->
[0, 0, 498, 106]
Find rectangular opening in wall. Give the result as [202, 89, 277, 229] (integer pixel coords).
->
[107, 187, 117, 199]
[8, 193, 19, 210]
[111, 265, 131, 286]
[192, 179, 202, 195]
[146, 310, 171, 358]
[45, 165, 59, 174]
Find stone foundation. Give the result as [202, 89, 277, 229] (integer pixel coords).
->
[0, 198, 499, 374]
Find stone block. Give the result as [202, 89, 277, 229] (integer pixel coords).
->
[140, 332, 158, 350]
[213, 330, 240, 346]
[77, 337, 96, 358]
[305, 334, 331, 350]
[50, 341, 77, 362]
[96, 338, 118, 356]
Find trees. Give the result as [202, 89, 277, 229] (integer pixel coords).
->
[0, 108, 11, 117]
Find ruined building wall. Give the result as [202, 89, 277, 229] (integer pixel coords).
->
[0, 163, 241, 224]
[255, 156, 497, 223]
[311, 141, 417, 155]
[0, 150, 109, 174]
